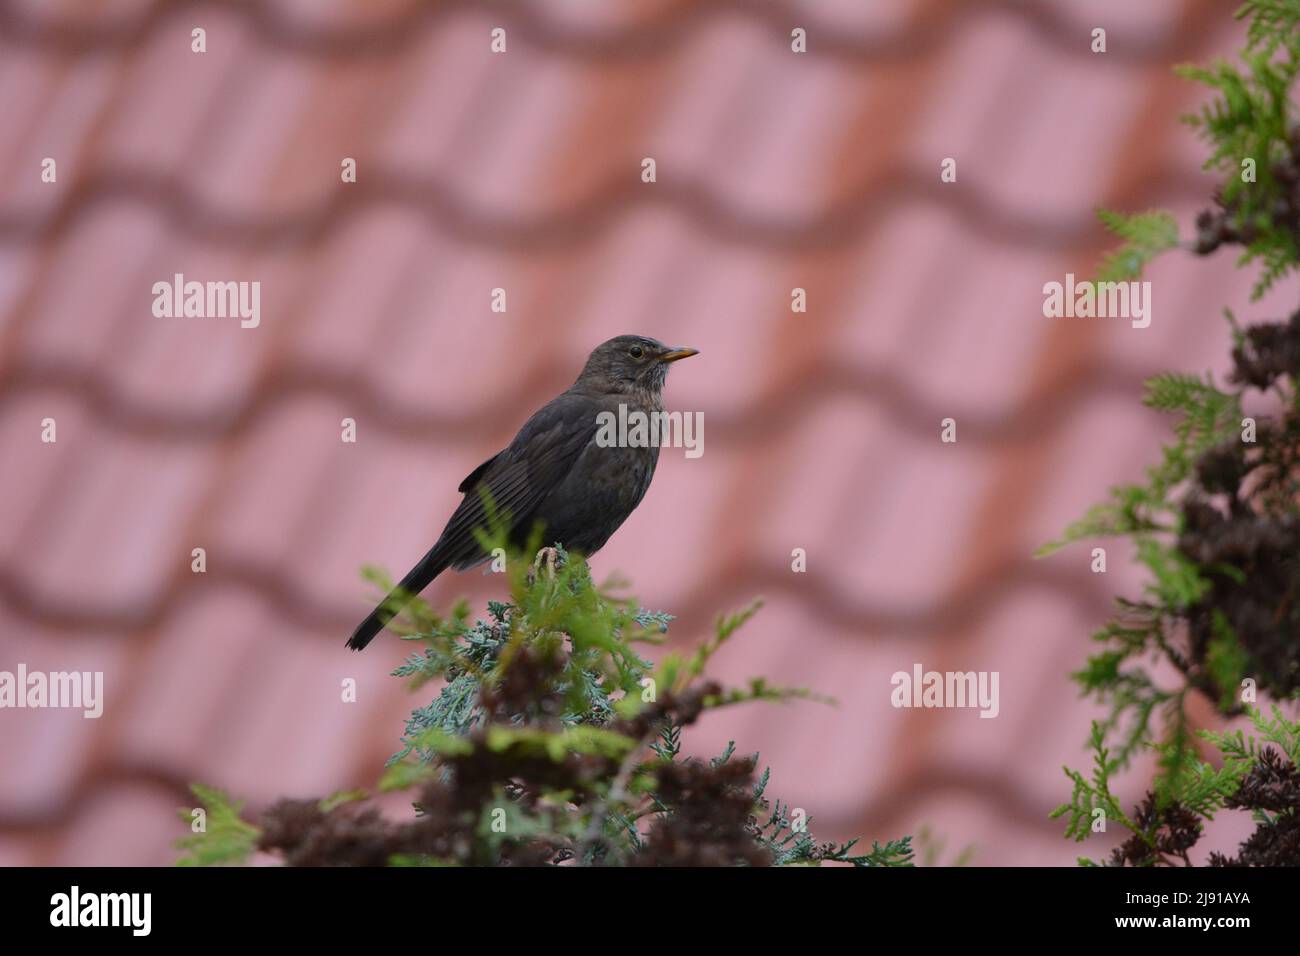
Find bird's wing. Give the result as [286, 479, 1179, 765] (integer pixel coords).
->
[438, 390, 601, 565]
[346, 391, 601, 650]
[457, 453, 500, 493]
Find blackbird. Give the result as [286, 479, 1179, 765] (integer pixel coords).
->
[346, 335, 698, 650]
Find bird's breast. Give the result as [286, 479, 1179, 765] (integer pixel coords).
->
[529, 414, 661, 556]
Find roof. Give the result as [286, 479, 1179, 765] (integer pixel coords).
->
[0, 0, 1290, 865]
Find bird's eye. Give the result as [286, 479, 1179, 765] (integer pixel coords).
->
[629, 346, 645, 359]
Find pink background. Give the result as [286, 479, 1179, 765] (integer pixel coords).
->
[2, 0, 1296, 865]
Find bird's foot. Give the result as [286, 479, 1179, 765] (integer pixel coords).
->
[529, 546, 559, 583]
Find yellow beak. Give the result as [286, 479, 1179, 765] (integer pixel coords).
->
[659, 347, 700, 363]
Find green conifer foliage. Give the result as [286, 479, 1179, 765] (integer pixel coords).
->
[178, 541, 911, 867]
[1045, 0, 1300, 866]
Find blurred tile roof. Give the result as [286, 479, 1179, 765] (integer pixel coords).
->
[2, 0, 1296, 865]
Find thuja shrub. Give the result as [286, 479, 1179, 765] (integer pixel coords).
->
[176, 546, 912, 867]
[1040, 0, 1300, 866]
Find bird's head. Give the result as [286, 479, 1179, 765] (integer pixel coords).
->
[576, 335, 699, 395]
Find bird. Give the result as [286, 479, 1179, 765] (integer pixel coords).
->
[346, 334, 699, 651]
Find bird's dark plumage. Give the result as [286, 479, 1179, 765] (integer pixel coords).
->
[346, 335, 698, 650]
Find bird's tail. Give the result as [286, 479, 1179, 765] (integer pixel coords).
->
[346, 547, 450, 651]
